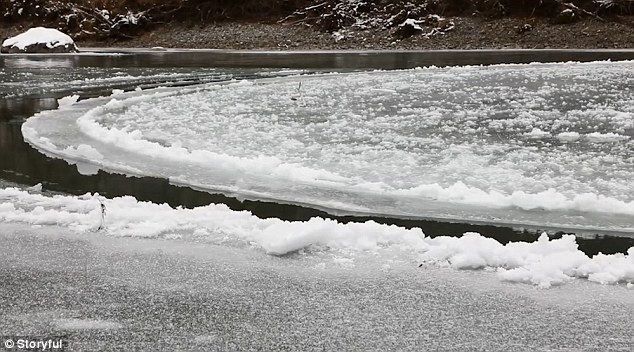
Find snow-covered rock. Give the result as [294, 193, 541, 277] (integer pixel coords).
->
[394, 19, 424, 39]
[1, 27, 78, 53]
[394, 16, 455, 39]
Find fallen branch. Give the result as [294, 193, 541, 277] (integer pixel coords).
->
[562, 2, 606, 22]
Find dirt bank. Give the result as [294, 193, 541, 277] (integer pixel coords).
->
[81, 16, 634, 50]
[1, 16, 633, 50]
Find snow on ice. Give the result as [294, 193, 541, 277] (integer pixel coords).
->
[0, 186, 632, 289]
[21, 61, 634, 232]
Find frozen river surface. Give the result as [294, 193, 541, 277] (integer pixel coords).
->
[6, 60, 634, 289]
[1, 223, 633, 351]
[22, 61, 634, 233]
[2, 54, 634, 351]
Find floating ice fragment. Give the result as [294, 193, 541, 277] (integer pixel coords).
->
[75, 162, 100, 176]
[62, 144, 104, 161]
[27, 183, 42, 192]
[556, 131, 581, 142]
[57, 95, 79, 109]
[524, 127, 551, 139]
[585, 132, 629, 143]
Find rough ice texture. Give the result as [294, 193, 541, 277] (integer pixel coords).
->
[21, 62, 634, 231]
[0, 186, 632, 288]
[1, 27, 78, 53]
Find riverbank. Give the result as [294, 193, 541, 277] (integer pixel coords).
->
[2, 16, 634, 50]
[72, 17, 634, 50]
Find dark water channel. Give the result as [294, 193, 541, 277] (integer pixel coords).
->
[1, 50, 634, 256]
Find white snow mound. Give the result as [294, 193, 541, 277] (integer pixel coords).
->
[2, 27, 77, 52]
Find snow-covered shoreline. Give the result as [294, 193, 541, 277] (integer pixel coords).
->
[1, 185, 632, 288]
[3, 220, 633, 351]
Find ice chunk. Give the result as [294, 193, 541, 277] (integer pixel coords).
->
[585, 132, 629, 143]
[26, 183, 42, 192]
[524, 127, 551, 139]
[556, 131, 581, 142]
[62, 144, 104, 161]
[57, 95, 79, 109]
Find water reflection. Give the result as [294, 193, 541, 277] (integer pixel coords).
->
[2, 49, 634, 69]
[3, 57, 75, 69]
